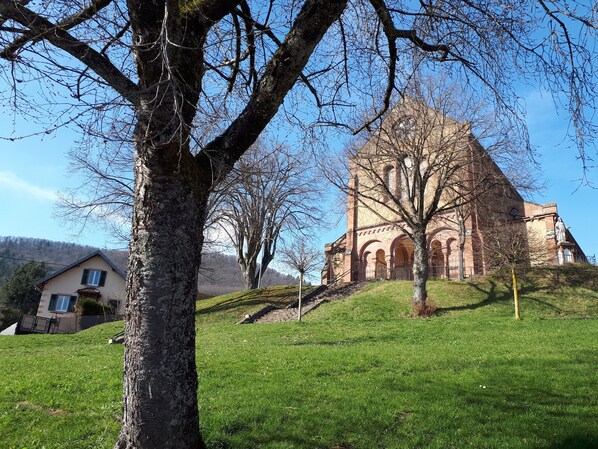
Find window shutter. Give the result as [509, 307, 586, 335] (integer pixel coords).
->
[48, 294, 57, 311]
[68, 296, 77, 312]
[99, 270, 107, 287]
[81, 269, 89, 285]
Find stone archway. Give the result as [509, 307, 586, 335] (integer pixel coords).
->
[427, 227, 461, 279]
[360, 251, 370, 279]
[359, 240, 384, 281]
[445, 238, 458, 279]
[429, 240, 444, 278]
[391, 237, 414, 280]
[375, 249, 387, 279]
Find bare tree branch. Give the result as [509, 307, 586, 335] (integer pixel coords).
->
[1, 0, 114, 59]
[215, 141, 325, 289]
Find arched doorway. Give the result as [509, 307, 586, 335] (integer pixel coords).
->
[359, 240, 385, 281]
[375, 249, 387, 279]
[361, 250, 371, 279]
[429, 240, 444, 278]
[391, 238, 414, 280]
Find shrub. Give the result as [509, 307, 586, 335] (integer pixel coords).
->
[0, 306, 20, 331]
[76, 297, 114, 316]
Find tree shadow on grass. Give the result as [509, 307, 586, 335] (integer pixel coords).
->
[540, 435, 598, 449]
[436, 281, 554, 314]
[195, 288, 299, 316]
[522, 295, 563, 313]
[436, 280, 505, 314]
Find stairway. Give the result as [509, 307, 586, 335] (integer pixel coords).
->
[253, 308, 298, 323]
[245, 282, 364, 324]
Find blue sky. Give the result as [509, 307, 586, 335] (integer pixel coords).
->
[0, 88, 597, 264]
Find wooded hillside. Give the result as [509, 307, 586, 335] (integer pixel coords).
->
[0, 236, 300, 296]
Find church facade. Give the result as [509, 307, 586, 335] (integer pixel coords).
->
[322, 104, 587, 285]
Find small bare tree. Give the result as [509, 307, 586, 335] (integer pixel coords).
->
[217, 143, 324, 290]
[279, 237, 323, 321]
[438, 202, 474, 281]
[483, 219, 547, 320]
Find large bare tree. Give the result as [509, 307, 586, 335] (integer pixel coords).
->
[344, 76, 529, 313]
[218, 143, 323, 290]
[0, 1, 595, 447]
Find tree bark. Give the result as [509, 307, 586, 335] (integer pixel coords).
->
[412, 228, 429, 313]
[113, 2, 210, 446]
[242, 262, 257, 290]
[116, 138, 206, 449]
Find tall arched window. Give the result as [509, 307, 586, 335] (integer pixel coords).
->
[383, 165, 396, 196]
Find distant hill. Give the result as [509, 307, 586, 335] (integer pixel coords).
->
[0, 236, 299, 295]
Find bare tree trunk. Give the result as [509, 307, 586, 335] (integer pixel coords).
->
[239, 248, 273, 290]
[254, 251, 274, 290]
[511, 265, 520, 320]
[458, 238, 466, 281]
[298, 272, 304, 321]
[112, 3, 209, 442]
[412, 228, 429, 313]
[242, 262, 258, 290]
[116, 139, 206, 449]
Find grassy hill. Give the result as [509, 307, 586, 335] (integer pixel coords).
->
[1, 276, 597, 449]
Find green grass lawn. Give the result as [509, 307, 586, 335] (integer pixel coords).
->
[1, 278, 597, 449]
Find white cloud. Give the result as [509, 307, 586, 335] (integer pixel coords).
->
[0, 171, 58, 201]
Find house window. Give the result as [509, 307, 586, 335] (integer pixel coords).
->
[49, 294, 77, 313]
[55, 295, 72, 312]
[81, 269, 107, 287]
[88, 270, 102, 286]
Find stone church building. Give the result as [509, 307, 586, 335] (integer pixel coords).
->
[322, 102, 587, 285]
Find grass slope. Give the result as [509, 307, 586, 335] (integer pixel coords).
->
[0, 278, 597, 449]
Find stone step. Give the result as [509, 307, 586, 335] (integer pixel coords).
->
[251, 282, 365, 324]
[254, 308, 297, 323]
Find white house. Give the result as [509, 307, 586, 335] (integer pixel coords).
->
[31, 250, 126, 333]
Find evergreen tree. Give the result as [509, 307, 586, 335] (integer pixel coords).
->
[0, 261, 48, 315]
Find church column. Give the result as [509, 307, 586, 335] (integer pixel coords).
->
[344, 176, 359, 283]
[389, 242, 398, 280]
[444, 241, 451, 279]
[386, 254, 393, 280]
